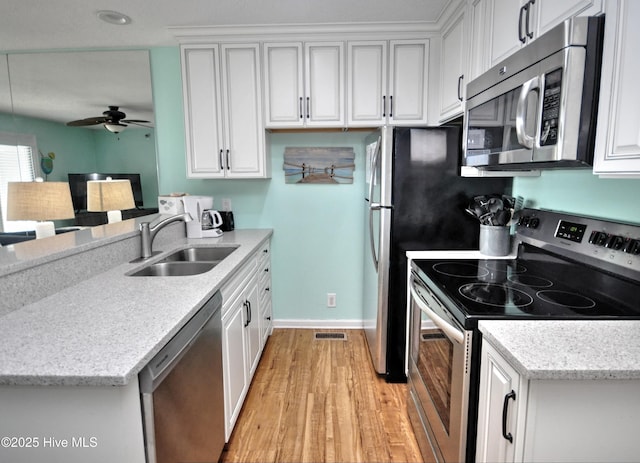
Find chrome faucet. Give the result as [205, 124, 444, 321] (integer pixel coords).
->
[139, 213, 193, 259]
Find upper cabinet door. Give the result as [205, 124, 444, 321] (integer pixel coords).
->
[220, 44, 265, 178]
[438, 5, 468, 123]
[488, 0, 526, 68]
[347, 41, 388, 126]
[487, 0, 603, 69]
[182, 46, 225, 178]
[534, 0, 603, 36]
[304, 42, 345, 127]
[388, 39, 429, 125]
[594, 0, 640, 176]
[263, 43, 305, 128]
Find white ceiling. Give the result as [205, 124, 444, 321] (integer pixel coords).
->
[0, 0, 451, 51]
[0, 0, 451, 128]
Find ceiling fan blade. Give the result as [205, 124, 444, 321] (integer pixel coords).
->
[66, 116, 108, 126]
[122, 119, 150, 124]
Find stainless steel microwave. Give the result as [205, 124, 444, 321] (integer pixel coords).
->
[463, 16, 604, 170]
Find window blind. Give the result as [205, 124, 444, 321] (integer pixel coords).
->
[0, 140, 37, 232]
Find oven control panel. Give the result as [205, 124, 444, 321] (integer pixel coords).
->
[516, 208, 640, 281]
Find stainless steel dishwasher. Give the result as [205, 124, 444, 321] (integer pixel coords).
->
[139, 290, 224, 463]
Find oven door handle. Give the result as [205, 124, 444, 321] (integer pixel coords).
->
[410, 282, 464, 345]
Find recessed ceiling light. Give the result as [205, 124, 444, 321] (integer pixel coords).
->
[97, 10, 132, 25]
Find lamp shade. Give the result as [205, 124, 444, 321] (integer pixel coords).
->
[87, 179, 135, 212]
[6, 181, 75, 221]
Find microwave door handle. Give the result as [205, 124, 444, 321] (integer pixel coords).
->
[410, 282, 464, 344]
[516, 76, 540, 149]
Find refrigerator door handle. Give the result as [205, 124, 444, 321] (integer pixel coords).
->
[369, 203, 379, 270]
[368, 135, 382, 271]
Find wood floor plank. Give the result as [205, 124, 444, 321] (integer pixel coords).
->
[221, 329, 424, 463]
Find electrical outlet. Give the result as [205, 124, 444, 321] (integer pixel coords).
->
[327, 293, 336, 308]
[221, 198, 232, 211]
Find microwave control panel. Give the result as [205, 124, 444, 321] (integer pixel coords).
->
[539, 68, 562, 146]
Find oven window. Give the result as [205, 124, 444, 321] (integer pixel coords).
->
[417, 323, 454, 433]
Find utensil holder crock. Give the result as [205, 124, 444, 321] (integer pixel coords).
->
[479, 225, 511, 256]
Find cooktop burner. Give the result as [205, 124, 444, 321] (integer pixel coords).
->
[412, 244, 640, 328]
[433, 262, 488, 278]
[459, 283, 533, 308]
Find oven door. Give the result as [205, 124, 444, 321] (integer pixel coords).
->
[408, 272, 472, 463]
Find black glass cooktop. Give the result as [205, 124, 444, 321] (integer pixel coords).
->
[412, 244, 640, 329]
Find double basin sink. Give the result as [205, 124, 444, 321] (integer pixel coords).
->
[129, 246, 239, 277]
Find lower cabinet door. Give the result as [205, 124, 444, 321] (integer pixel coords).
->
[222, 298, 249, 441]
[476, 341, 521, 463]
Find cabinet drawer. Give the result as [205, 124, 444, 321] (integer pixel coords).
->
[221, 256, 257, 316]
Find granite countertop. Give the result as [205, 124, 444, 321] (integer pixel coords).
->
[479, 320, 640, 380]
[0, 229, 272, 387]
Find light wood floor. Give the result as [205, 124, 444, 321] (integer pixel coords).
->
[221, 328, 424, 463]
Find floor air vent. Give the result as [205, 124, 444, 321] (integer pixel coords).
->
[314, 332, 347, 340]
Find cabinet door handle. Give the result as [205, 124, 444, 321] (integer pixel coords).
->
[389, 95, 393, 118]
[299, 96, 304, 119]
[243, 301, 249, 327]
[457, 75, 464, 102]
[226, 149, 230, 170]
[525, 0, 535, 39]
[382, 95, 386, 117]
[306, 96, 310, 119]
[219, 149, 224, 169]
[265, 287, 270, 292]
[502, 390, 516, 443]
[247, 300, 252, 324]
[518, 4, 527, 43]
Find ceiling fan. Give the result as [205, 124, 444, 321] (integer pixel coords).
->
[66, 106, 151, 133]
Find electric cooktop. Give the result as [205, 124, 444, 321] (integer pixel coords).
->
[412, 208, 640, 330]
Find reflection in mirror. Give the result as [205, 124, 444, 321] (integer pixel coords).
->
[0, 50, 159, 239]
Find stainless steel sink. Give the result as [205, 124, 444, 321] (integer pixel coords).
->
[129, 262, 217, 277]
[161, 246, 239, 263]
[128, 245, 239, 276]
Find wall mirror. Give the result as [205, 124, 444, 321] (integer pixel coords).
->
[0, 49, 159, 236]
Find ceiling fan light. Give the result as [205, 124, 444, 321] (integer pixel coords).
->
[104, 122, 127, 134]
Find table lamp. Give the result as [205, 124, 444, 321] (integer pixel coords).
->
[87, 178, 135, 223]
[6, 179, 75, 239]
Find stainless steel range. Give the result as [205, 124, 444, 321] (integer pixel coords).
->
[407, 208, 640, 463]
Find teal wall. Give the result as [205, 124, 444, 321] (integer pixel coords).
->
[513, 170, 640, 224]
[0, 112, 159, 208]
[150, 47, 368, 322]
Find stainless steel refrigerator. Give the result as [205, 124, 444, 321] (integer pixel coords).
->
[363, 125, 510, 382]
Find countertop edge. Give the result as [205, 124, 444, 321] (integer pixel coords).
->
[479, 320, 640, 381]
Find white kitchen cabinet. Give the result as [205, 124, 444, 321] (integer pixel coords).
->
[264, 42, 344, 128]
[476, 341, 522, 463]
[222, 291, 250, 441]
[347, 41, 387, 126]
[467, 0, 492, 83]
[593, 0, 640, 176]
[257, 241, 273, 344]
[182, 43, 268, 179]
[480, 0, 603, 71]
[347, 39, 430, 126]
[476, 338, 640, 462]
[388, 40, 430, 125]
[438, 4, 469, 122]
[220, 238, 272, 441]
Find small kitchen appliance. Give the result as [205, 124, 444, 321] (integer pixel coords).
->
[219, 211, 235, 231]
[182, 196, 223, 238]
[407, 208, 640, 463]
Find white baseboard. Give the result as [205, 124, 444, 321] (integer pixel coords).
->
[272, 319, 364, 330]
